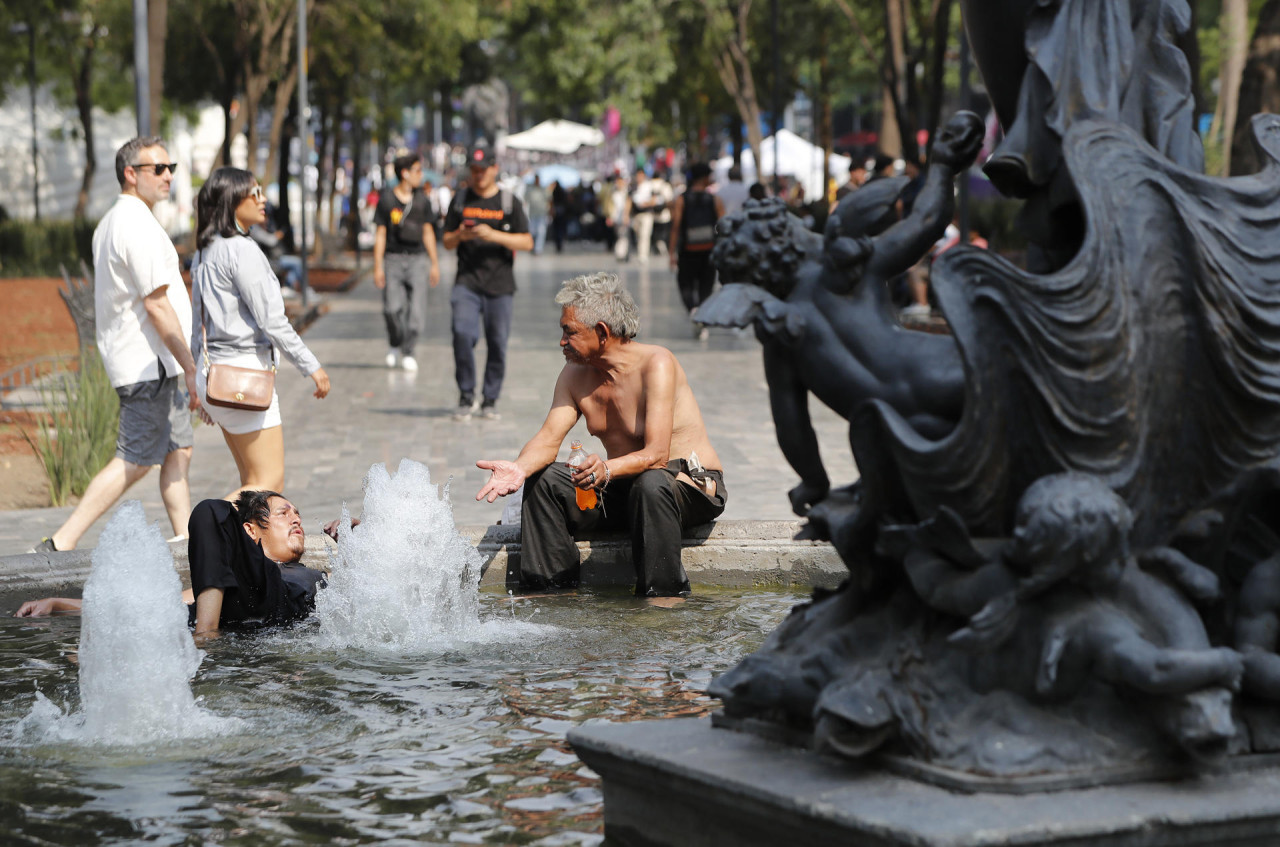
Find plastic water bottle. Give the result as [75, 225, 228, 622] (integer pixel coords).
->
[566, 440, 598, 510]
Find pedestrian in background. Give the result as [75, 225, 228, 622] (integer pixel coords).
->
[190, 167, 331, 499]
[32, 137, 201, 553]
[669, 162, 725, 338]
[525, 174, 550, 255]
[442, 142, 533, 421]
[604, 172, 632, 262]
[373, 153, 441, 372]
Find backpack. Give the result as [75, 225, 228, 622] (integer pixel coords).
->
[680, 190, 717, 251]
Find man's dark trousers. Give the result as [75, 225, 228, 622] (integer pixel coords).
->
[518, 462, 726, 596]
[450, 284, 513, 403]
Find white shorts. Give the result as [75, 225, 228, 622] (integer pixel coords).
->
[197, 349, 283, 435]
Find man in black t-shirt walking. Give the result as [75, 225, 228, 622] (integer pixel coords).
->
[374, 153, 441, 372]
[442, 142, 532, 420]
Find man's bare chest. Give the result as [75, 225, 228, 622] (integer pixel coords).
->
[578, 382, 645, 435]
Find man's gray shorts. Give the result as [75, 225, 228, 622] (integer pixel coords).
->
[115, 375, 194, 466]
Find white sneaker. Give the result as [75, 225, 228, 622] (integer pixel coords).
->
[902, 303, 932, 318]
[385, 349, 399, 369]
[401, 355, 418, 372]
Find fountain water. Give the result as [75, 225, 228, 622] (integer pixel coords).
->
[19, 501, 237, 745]
[316, 459, 550, 652]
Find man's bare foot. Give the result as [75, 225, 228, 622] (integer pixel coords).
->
[645, 596, 687, 608]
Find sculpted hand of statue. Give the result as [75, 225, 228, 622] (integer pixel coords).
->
[789, 479, 830, 517]
[930, 111, 986, 171]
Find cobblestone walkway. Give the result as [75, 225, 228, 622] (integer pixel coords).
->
[0, 247, 858, 555]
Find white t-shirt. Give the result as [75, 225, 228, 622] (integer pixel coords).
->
[716, 180, 751, 217]
[93, 194, 192, 387]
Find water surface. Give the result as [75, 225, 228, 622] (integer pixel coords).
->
[1, 588, 801, 845]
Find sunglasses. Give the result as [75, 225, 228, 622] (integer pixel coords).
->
[246, 186, 265, 201]
[129, 162, 178, 176]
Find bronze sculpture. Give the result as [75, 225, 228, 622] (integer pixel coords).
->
[703, 3, 1280, 779]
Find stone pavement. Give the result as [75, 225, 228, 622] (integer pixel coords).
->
[0, 247, 857, 556]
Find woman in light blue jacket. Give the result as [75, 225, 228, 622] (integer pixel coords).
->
[191, 168, 330, 498]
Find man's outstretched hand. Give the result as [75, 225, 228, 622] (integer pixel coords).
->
[476, 460, 526, 502]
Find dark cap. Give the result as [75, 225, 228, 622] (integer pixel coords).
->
[468, 142, 496, 169]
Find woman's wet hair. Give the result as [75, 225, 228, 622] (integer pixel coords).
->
[235, 489, 285, 529]
[197, 167, 257, 249]
[555, 272, 640, 339]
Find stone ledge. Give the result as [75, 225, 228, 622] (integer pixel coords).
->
[0, 520, 846, 600]
[467, 520, 845, 591]
[569, 717, 1280, 847]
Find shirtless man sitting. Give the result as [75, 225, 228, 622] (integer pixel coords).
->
[475, 272, 726, 597]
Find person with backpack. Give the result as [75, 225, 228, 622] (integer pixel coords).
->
[668, 163, 725, 338]
[373, 153, 441, 372]
[442, 141, 532, 421]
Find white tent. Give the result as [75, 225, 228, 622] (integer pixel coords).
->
[713, 129, 851, 204]
[503, 120, 605, 155]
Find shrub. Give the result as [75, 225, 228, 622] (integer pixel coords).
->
[23, 351, 119, 507]
[0, 219, 95, 278]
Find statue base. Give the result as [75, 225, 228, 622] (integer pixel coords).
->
[568, 717, 1280, 847]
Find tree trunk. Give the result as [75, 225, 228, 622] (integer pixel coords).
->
[880, 0, 907, 158]
[217, 91, 234, 170]
[193, 18, 233, 170]
[925, 0, 954, 157]
[243, 71, 266, 174]
[230, 0, 297, 175]
[264, 65, 299, 185]
[147, 0, 167, 134]
[1210, 0, 1249, 175]
[327, 110, 341, 235]
[705, 0, 764, 177]
[72, 32, 100, 220]
[1231, 0, 1280, 175]
[818, 24, 832, 201]
[277, 103, 293, 250]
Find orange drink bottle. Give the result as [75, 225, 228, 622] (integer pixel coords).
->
[566, 440, 598, 510]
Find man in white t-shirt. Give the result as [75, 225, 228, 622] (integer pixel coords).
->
[32, 137, 202, 553]
[715, 166, 751, 218]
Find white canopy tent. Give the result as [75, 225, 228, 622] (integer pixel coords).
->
[713, 129, 852, 203]
[503, 119, 605, 155]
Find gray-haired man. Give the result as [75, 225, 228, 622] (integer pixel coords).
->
[474, 272, 727, 598]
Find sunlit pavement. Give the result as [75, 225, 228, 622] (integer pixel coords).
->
[0, 245, 856, 556]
